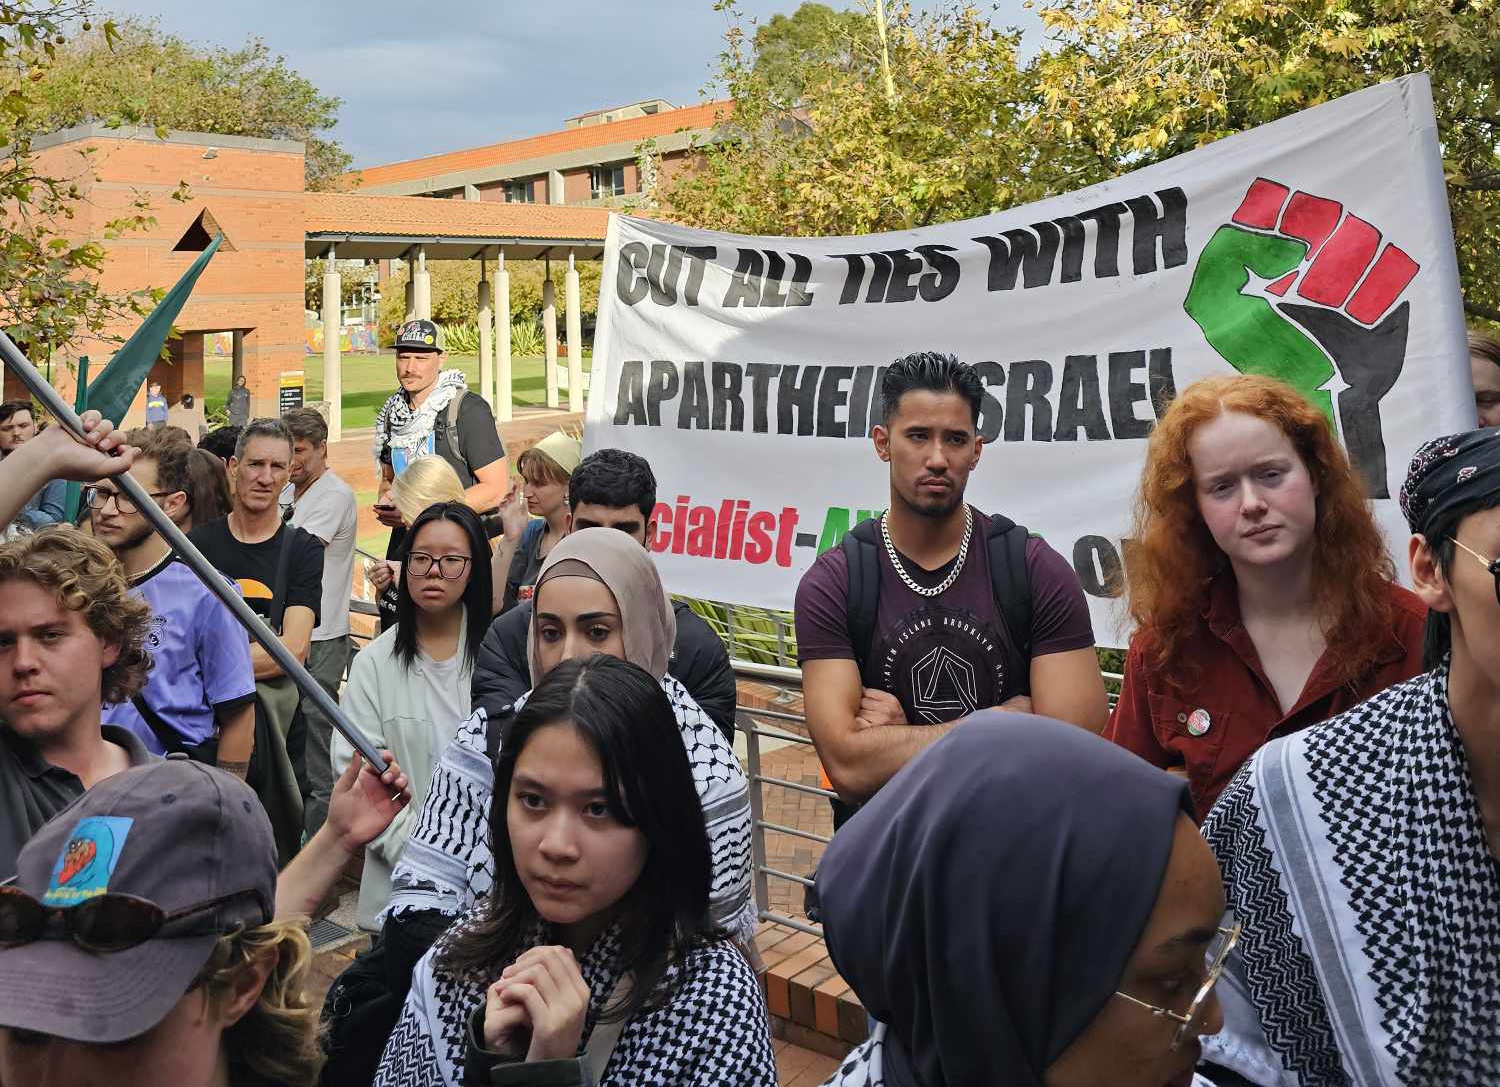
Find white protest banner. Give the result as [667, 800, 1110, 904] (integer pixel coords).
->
[585, 74, 1473, 646]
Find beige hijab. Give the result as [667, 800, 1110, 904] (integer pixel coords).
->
[526, 526, 676, 687]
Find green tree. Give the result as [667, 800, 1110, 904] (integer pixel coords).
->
[666, 2, 1051, 236]
[375, 259, 601, 346]
[1034, 0, 1499, 321]
[0, 2, 160, 371]
[668, 0, 1499, 322]
[30, 17, 352, 189]
[751, 2, 880, 108]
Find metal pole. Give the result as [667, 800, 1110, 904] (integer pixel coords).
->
[0, 331, 385, 767]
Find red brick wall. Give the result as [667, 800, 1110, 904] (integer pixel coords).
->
[32, 134, 307, 423]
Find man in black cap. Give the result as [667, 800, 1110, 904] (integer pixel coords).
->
[372, 318, 508, 533]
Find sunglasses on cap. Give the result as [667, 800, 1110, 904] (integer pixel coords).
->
[0, 886, 265, 953]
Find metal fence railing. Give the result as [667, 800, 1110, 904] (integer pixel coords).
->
[732, 658, 1125, 940]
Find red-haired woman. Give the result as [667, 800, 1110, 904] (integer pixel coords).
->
[1107, 374, 1424, 816]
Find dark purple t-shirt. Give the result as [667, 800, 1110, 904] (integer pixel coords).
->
[795, 510, 1095, 723]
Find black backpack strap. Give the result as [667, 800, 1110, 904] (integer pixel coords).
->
[984, 513, 1033, 663]
[131, 694, 189, 756]
[841, 518, 883, 675]
[439, 390, 471, 475]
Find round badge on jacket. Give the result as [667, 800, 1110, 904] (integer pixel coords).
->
[1186, 708, 1212, 737]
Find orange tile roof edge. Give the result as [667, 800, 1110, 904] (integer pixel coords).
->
[303, 192, 611, 240]
[349, 99, 734, 190]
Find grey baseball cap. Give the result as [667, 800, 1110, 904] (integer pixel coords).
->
[0, 758, 276, 1043]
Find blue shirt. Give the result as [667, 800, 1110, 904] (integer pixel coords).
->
[145, 393, 169, 425]
[101, 556, 256, 752]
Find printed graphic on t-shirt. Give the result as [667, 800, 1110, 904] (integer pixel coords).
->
[875, 604, 1008, 724]
[391, 434, 436, 476]
[236, 578, 274, 603]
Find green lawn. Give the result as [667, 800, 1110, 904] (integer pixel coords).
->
[204, 351, 592, 430]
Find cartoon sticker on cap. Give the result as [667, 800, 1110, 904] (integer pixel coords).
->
[42, 816, 134, 906]
[1186, 708, 1212, 737]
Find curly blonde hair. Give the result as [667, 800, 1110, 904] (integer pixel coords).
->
[0, 527, 151, 704]
[197, 920, 324, 1087]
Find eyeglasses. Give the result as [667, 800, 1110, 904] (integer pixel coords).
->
[84, 487, 175, 515]
[0, 885, 265, 953]
[407, 552, 471, 580]
[1113, 922, 1241, 1052]
[1449, 537, 1500, 607]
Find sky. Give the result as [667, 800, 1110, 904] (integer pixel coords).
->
[100, 0, 1037, 169]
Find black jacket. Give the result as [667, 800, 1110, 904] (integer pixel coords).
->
[472, 600, 738, 742]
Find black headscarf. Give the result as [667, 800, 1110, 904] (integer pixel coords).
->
[1399, 428, 1500, 535]
[818, 713, 1193, 1087]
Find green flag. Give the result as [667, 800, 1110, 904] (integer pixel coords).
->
[85, 234, 222, 425]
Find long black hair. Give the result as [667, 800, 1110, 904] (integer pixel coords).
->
[1420, 490, 1500, 669]
[394, 501, 492, 672]
[439, 655, 717, 1022]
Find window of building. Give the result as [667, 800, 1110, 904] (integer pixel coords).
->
[591, 164, 626, 200]
[504, 180, 534, 203]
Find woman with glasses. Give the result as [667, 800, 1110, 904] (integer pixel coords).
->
[376, 655, 776, 1087]
[1108, 374, 1425, 816]
[332, 501, 494, 931]
[817, 713, 1233, 1087]
[1203, 429, 1500, 1085]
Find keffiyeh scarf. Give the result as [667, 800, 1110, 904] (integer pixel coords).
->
[372, 369, 469, 466]
[383, 676, 758, 947]
[1203, 664, 1500, 1085]
[375, 919, 777, 1087]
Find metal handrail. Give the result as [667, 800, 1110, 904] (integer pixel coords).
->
[733, 658, 1125, 940]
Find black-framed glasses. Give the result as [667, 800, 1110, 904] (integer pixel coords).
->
[1113, 921, 1241, 1052]
[407, 552, 472, 580]
[0, 885, 265, 953]
[1449, 537, 1500, 606]
[84, 486, 176, 515]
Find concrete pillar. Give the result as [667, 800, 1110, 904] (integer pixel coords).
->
[476, 259, 494, 407]
[322, 252, 342, 441]
[404, 277, 416, 323]
[413, 247, 432, 321]
[547, 170, 565, 205]
[231, 330, 245, 387]
[495, 250, 513, 422]
[564, 250, 583, 413]
[542, 264, 559, 409]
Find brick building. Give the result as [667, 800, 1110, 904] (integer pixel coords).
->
[350, 98, 732, 208]
[6, 99, 728, 422]
[12, 125, 308, 418]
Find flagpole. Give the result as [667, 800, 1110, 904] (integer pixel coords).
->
[0, 331, 386, 768]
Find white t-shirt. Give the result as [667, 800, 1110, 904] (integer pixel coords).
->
[290, 469, 357, 640]
[417, 649, 468, 750]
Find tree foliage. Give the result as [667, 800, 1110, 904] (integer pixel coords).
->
[1035, 0, 1500, 322]
[665, 0, 1500, 321]
[668, 2, 1049, 236]
[0, 2, 161, 367]
[29, 17, 352, 189]
[375, 259, 601, 346]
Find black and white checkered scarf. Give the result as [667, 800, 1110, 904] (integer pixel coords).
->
[371, 368, 469, 465]
[375, 919, 777, 1087]
[1203, 663, 1500, 1085]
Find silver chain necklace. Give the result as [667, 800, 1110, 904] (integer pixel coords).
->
[880, 504, 972, 598]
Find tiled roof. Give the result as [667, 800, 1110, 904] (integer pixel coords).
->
[303, 192, 610, 240]
[350, 100, 733, 189]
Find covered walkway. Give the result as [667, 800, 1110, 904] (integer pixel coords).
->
[302, 192, 610, 439]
